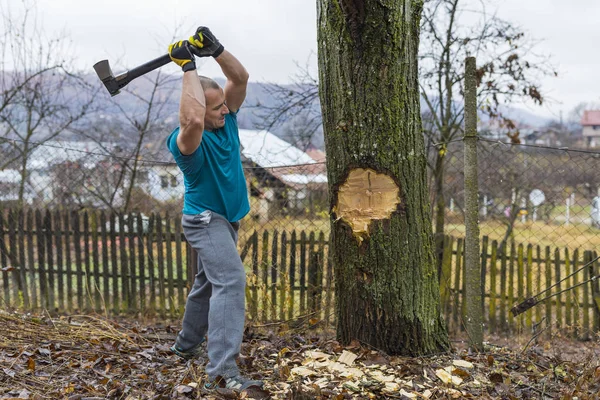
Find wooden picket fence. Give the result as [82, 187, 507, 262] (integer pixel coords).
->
[441, 235, 600, 339]
[1, 208, 599, 337]
[0, 209, 332, 324]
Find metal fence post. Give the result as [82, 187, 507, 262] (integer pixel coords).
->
[464, 56, 483, 350]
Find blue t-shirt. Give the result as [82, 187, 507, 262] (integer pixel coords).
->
[166, 112, 250, 222]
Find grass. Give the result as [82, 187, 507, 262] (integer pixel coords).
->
[446, 219, 600, 250]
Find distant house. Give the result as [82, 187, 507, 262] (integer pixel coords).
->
[238, 129, 328, 220]
[581, 110, 600, 147]
[0, 169, 36, 205]
[139, 164, 183, 202]
[523, 129, 562, 147]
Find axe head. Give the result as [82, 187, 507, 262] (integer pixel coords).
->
[93, 60, 121, 96]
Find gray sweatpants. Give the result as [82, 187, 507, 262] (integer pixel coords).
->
[176, 211, 246, 379]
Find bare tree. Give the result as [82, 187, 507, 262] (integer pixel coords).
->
[420, 0, 556, 263]
[73, 69, 179, 213]
[249, 59, 322, 147]
[0, 0, 95, 208]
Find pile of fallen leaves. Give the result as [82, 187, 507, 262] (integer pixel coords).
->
[1, 310, 600, 399]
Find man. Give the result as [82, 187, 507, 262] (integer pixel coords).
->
[166, 27, 263, 392]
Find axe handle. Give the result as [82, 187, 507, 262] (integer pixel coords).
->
[115, 54, 172, 89]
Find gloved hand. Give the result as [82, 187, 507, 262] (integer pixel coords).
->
[168, 40, 196, 72]
[188, 26, 224, 58]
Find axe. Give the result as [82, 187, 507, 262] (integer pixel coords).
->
[93, 54, 171, 96]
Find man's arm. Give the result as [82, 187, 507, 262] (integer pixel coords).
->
[168, 40, 206, 156]
[177, 71, 206, 155]
[215, 50, 249, 113]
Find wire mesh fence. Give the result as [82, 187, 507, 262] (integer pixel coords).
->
[440, 138, 600, 250]
[437, 138, 600, 339]
[1, 136, 600, 337]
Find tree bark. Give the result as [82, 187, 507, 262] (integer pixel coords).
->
[317, 0, 449, 355]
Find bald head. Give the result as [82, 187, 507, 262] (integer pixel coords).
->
[199, 76, 220, 92]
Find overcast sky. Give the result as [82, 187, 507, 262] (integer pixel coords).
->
[21, 0, 600, 120]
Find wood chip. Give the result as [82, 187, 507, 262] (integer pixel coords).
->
[291, 366, 318, 377]
[453, 359, 474, 369]
[435, 368, 463, 385]
[338, 350, 357, 366]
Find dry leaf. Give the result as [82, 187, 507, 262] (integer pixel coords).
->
[174, 385, 193, 394]
[452, 367, 471, 378]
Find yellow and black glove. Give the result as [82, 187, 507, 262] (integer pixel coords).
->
[168, 40, 196, 72]
[189, 26, 224, 58]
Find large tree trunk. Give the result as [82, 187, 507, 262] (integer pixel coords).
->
[317, 0, 449, 355]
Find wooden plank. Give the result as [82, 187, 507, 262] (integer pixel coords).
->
[165, 214, 174, 316]
[35, 210, 48, 309]
[72, 212, 83, 311]
[480, 235, 489, 314]
[308, 235, 316, 314]
[453, 237, 463, 330]
[118, 214, 130, 312]
[526, 244, 533, 329]
[175, 217, 184, 312]
[109, 213, 119, 314]
[17, 210, 29, 309]
[3, 209, 21, 307]
[324, 234, 333, 328]
[589, 250, 600, 333]
[8, 210, 21, 306]
[545, 246, 552, 337]
[127, 213, 137, 313]
[571, 249, 580, 339]
[489, 239, 498, 333]
[316, 231, 325, 320]
[91, 212, 101, 312]
[54, 210, 64, 311]
[582, 251, 591, 340]
[554, 248, 562, 329]
[270, 230, 278, 321]
[8, 209, 20, 306]
[439, 236, 453, 320]
[250, 230, 258, 321]
[517, 243, 524, 329]
[261, 230, 269, 321]
[288, 231, 296, 320]
[300, 231, 307, 315]
[137, 214, 147, 312]
[83, 212, 91, 312]
[279, 231, 287, 321]
[100, 212, 110, 313]
[564, 248, 572, 329]
[0, 211, 9, 306]
[27, 211, 37, 309]
[147, 215, 156, 314]
[535, 246, 542, 329]
[460, 238, 466, 331]
[308, 231, 317, 315]
[64, 212, 73, 312]
[507, 240, 516, 330]
[44, 210, 55, 312]
[499, 241, 508, 331]
[156, 214, 166, 317]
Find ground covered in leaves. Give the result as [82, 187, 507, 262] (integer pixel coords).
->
[1, 310, 600, 399]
